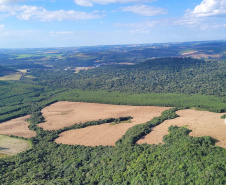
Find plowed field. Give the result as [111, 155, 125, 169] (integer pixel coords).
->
[0, 115, 36, 138]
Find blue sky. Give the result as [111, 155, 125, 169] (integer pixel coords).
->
[0, 0, 226, 48]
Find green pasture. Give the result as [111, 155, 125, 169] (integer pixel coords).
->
[0, 135, 31, 158]
[0, 73, 22, 81]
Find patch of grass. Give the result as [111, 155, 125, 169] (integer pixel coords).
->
[110, 117, 132, 125]
[0, 73, 22, 81]
[110, 120, 131, 125]
[0, 135, 31, 157]
[0, 152, 10, 159]
[17, 69, 28, 73]
[25, 75, 35, 79]
[16, 54, 36, 59]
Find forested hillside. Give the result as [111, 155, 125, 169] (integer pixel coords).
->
[30, 57, 225, 98]
[1, 108, 226, 184]
[0, 65, 17, 77]
[0, 43, 226, 184]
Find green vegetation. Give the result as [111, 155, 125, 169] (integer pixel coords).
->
[0, 153, 10, 159]
[116, 108, 178, 146]
[0, 110, 225, 184]
[0, 42, 225, 184]
[110, 117, 132, 125]
[0, 65, 18, 77]
[58, 89, 225, 113]
[24, 75, 35, 79]
[29, 57, 225, 100]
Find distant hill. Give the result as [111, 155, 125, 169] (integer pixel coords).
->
[0, 65, 17, 77]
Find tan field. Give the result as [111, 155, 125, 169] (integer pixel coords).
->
[0, 72, 22, 81]
[137, 109, 226, 148]
[39, 101, 170, 146]
[0, 115, 36, 138]
[0, 135, 31, 157]
[190, 53, 221, 59]
[181, 50, 198, 55]
[17, 69, 28, 74]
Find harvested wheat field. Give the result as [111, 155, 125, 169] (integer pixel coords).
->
[137, 109, 226, 148]
[39, 101, 171, 146]
[0, 115, 36, 138]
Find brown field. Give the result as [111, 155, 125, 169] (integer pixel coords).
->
[137, 109, 226, 148]
[0, 115, 36, 138]
[39, 101, 170, 146]
[0, 135, 31, 157]
[181, 50, 198, 55]
[181, 50, 221, 59]
[190, 53, 221, 59]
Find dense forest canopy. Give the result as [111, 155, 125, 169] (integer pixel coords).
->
[0, 65, 17, 77]
[0, 41, 226, 184]
[29, 57, 225, 99]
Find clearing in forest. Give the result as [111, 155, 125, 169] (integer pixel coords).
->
[137, 109, 226, 148]
[39, 101, 170, 146]
[190, 53, 221, 59]
[0, 72, 22, 81]
[75, 67, 95, 73]
[0, 135, 31, 158]
[0, 115, 36, 138]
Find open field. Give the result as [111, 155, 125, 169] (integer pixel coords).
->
[181, 50, 198, 55]
[0, 115, 36, 138]
[39, 101, 170, 145]
[0, 72, 22, 81]
[25, 75, 35, 79]
[137, 109, 226, 148]
[75, 67, 95, 73]
[0, 135, 31, 157]
[17, 69, 28, 74]
[190, 53, 221, 59]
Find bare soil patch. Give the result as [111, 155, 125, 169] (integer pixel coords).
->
[0, 115, 36, 138]
[39, 101, 170, 146]
[137, 109, 226, 148]
[0, 135, 31, 157]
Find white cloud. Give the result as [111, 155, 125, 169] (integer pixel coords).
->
[0, 5, 101, 21]
[0, 24, 4, 30]
[129, 29, 149, 34]
[0, 0, 23, 4]
[49, 31, 75, 36]
[116, 20, 158, 28]
[74, 0, 156, 7]
[189, 0, 226, 17]
[176, 0, 226, 29]
[121, 5, 167, 16]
